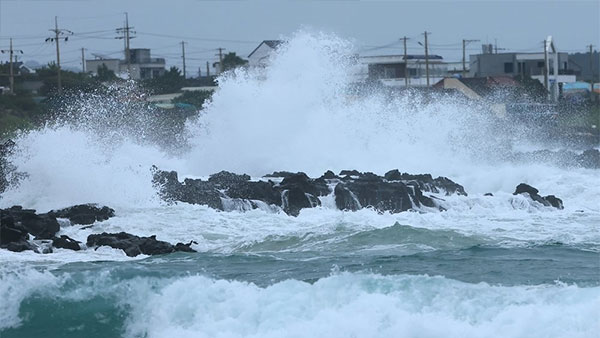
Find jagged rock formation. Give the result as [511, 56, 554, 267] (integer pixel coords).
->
[49, 204, 115, 225]
[152, 167, 468, 216]
[87, 232, 195, 257]
[513, 183, 564, 209]
[0, 204, 115, 253]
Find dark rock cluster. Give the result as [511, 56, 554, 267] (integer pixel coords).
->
[87, 232, 195, 257]
[152, 167, 468, 216]
[0, 204, 196, 257]
[513, 183, 564, 209]
[1, 204, 116, 253]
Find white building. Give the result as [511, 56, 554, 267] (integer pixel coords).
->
[86, 48, 166, 80]
[247, 40, 284, 68]
[358, 54, 448, 87]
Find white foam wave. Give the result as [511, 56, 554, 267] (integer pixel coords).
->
[1, 269, 597, 337]
[120, 273, 600, 338]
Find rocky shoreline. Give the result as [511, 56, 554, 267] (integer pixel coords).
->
[1, 169, 564, 256]
[152, 167, 467, 216]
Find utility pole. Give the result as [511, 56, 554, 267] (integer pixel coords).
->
[181, 41, 187, 79]
[217, 47, 224, 74]
[543, 39, 549, 96]
[400, 36, 409, 86]
[423, 31, 430, 87]
[206, 61, 210, 77]
[46, 16, 72, 94]
[116, 12, 135, 77]
[81, 48, 86, 73]
[588, 44, 595, 102]
[462, 39, 479, 77]
[1, 38, 24, 94]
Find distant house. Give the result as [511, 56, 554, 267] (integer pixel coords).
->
[434, 76, 551, 117]
[85, 48, 166, 80]
[358, 53, 447, 87]
[468, 39, 576, 102]
[568, 51, 599, 82]
[248, 40, 284, 68]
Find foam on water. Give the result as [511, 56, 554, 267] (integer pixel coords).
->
[123, 273, 599, 338]
[1, 269, 598, 338]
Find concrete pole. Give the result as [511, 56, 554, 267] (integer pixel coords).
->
[55, 16, 62, 94]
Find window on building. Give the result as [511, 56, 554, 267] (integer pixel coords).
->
[504, 62, 514, 73]
[537, 61, 544, 68]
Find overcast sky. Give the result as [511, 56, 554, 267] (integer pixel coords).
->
[1, 0, 598, 75]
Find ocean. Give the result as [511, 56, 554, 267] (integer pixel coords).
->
[1, 32, 598, 338]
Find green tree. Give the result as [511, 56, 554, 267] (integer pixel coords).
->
[221, 52, 248, 72]
[143, 66, 184, 94]
[95, 64, 118, 82]
[36, 62, 98, 95]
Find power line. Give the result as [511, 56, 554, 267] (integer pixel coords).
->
[1, 39, 24, 94]
[46, 16, 72, 94]
[136, 31, 259, 44]
[115, 12, 135, 75]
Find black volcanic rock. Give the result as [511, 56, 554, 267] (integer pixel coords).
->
[151, 168, 470, 216]
[87, 232, 196, 257]
[226, 180, 281, 206]
[320, 170, 338, 180]
[514, 183, 539, 196]
[335, 179, 413, 214]
[384, 170, 467, 196]
[339, 170, 362, 177]
[263, 171, 295, 178]
[543, 195, 564, 210]
[513, 183, 563, 209]
[49, 204, 115, 225]
[0, 209, 31, 252]
[277, 173, 330, 216]
[52, 235, 81, 251]
[208, 171, 251, 188]
[334, 183, 361, 211]
[3, 207, 60, 239]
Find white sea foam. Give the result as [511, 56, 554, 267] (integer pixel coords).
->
[121, 273, 600, 338]
[1, 269, 597, 337]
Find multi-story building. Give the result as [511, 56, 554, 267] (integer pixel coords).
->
[85, 48, 165, 80]
[358, 54, 448, 87]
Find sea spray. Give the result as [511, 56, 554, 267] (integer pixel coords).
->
[184, 31, 501, 177]
[0, 31, 582, 210]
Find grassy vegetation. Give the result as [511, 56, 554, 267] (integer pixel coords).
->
[0, 95, 46, 138]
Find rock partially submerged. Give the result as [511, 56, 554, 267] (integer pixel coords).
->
[513, 183, 564, 209]
[49, 204, 115, 225]
[152, 167, 468, 216]
[87, 232, 195, 257]
[0, 204, 115, 253]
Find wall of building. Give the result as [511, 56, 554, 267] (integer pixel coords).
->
[470, 53, 570, 78]
[569, 51, 600, 81]
[248, 44, 275, 68]
[470, 53, 515, 77]
[85, 59, 120, 75]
